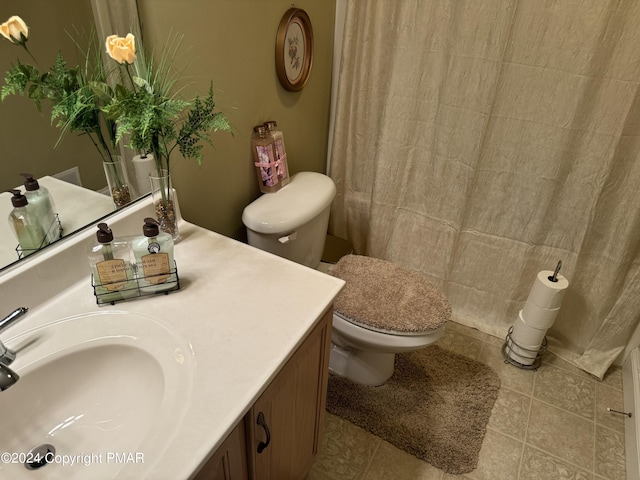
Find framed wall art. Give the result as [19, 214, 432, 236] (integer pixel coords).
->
[275, 8, 314, 92]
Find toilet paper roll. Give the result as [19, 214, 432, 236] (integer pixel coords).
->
[511, 310, 546, 349]
[525, 270, 569, 309]
[521, 301, 560, 330]
[132, 153, 156, 196]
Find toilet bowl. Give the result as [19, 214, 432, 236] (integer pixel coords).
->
[242, 178, 451, 387]
[328, 255, 451, 386]
[330, 311, 445, 386]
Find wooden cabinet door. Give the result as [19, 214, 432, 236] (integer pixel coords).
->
[246, 309, 332, 480]
[193, 422, 248, 480]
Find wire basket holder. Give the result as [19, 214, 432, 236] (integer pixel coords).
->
[92, 261, 181, 306]
[15, 214, 63, 259]
[502, 325, 547, 370]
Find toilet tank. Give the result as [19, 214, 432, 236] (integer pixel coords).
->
[242, 172, 336, 268]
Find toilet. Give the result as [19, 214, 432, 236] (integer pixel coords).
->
[328, 254, 450, 385]
[242, 173, 451, 386]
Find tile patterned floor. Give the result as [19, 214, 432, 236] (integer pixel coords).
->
[308, 320, 627, 480]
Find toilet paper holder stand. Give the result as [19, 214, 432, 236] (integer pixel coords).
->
[502, 260, 564, 370]
[502, 326, 548, 370]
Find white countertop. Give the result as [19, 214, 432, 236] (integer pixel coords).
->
[0, 176, 114, 269]
[0, 195, 344, 479]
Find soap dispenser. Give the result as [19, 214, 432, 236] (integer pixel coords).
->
[88, 222, 136, 302]
[264, 120, 290, 186]
[20, 173, 60, 244]
[251, 125, 280, 193]
[7, 189, 48, 257]
[132, 217, 176, 293]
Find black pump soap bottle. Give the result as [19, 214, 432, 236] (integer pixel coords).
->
[88, 222, 136, 301]
[20, 173, 60, 244]
[132, 217, 176, 293]
[7, 189, 48, 257]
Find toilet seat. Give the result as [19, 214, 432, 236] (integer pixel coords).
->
[332, 310, 445, 353]
[334, 310, 436, 337]
[330, 254, 451, 335]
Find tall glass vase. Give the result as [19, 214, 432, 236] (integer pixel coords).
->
[103, 157, 132, 209]
[149, 170, 179, 241]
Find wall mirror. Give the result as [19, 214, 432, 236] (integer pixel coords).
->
[0, 0, 141, 273]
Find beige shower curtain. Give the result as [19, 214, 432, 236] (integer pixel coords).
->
[328, 0, 640, 379]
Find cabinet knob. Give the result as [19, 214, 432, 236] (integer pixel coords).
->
[256, 411, 271, 453]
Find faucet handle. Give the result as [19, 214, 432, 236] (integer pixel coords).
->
[0, 363, 19, 391]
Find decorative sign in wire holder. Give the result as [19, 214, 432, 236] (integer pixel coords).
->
[15, 214, 63, 259]
[501, 325, 547, 370]
[92, 261, 180, 306]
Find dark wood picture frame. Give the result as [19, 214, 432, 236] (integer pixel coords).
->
[275, 8, 314, 92]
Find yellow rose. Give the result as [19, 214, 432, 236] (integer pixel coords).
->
[105, 33, 136, 64]
[0, 15, 28, 45]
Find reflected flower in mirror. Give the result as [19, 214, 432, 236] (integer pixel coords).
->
[0, 16, 130, 205]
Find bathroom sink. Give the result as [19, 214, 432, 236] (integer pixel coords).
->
[0, 311, 195, 479]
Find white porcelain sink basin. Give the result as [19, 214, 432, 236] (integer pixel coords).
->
[0, 311, 195, 479]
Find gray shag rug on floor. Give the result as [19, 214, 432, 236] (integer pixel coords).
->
[326, 345, 501, 474]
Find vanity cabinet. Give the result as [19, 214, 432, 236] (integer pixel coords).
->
[194, 308, 332, 480]
[246, 308, 331, 480]
[193, 423, 248, 480]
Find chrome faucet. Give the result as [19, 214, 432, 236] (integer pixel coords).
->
[0, 307, 27, 390]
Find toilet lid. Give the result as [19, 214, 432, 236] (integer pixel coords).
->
[330, 254, 451, 335]
[242, 172, 336, 234]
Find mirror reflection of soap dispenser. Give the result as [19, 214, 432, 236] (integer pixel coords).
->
[88, 222, 136, 302]
[20, 173, 60, 244]
[7, 189, 48, 257]
[132, 217, 176, 293]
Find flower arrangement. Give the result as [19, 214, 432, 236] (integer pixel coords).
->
[1, 16, 121, 158]
[102, 31, 231, 181]
[101, 31, 232, 237]
[2, 15, 232, 231]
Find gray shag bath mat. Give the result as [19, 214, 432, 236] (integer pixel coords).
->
[326, 345, 501, 474]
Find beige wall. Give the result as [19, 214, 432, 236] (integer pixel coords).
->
[138, 0, 336, 239]
[0, 0, 106, 192]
